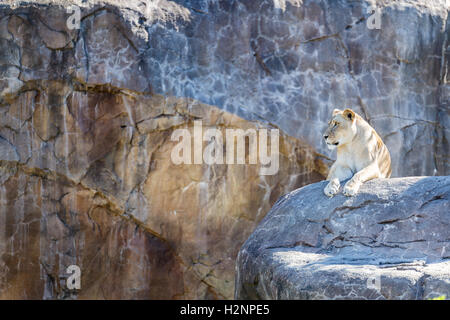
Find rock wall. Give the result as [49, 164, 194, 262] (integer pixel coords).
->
[0, 78, 325, 299]
[148, 0, 449, 177]
[127, 0, 449, 176]
[236, 177, 450, 300]
[0, 161, 184, 299]
[0, 0, 448, 299]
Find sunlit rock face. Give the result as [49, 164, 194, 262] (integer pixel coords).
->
[140, 0, 449, 177]
[0, 0, 448, 299]
[0, 161, 184, 299]
[0, 78, 325, 299]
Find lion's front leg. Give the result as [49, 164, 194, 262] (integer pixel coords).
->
[324, 178, 340, 197]
[343, 163, 380, 196]
[324, 164, 352, 197]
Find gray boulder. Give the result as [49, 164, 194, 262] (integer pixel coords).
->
[236, 176, 450, 299]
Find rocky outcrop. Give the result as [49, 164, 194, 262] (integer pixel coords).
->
[0, 161, 184, 299]
[0, 0, 448, 299]
[0, 79, 325, 299]
[0, 0, 448, 177]
[146, 0, 449, 177]
[236, 176, 450, 300]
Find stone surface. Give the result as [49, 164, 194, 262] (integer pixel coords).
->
[0, 79, 325, 299]
[236, 176, 450, 300]
[0, 0, 448, 177]
[0, 0, 448, 299]
[0, 161, 184, 299]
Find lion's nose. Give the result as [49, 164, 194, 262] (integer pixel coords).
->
[323, 135, 328, 140]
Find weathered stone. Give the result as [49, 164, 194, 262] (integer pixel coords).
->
[139, 0, 448, 177]
[0, 162, 184, 299]
[0, 0, 448, 300]
[236, 177, 450, 300]
[0, 0, 447, 176]
[0, 78, 325, 299]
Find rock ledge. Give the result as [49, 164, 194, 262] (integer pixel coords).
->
[236, 177, 450, 300]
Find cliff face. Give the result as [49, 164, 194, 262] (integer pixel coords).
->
[141, 0, 449, 177]
[236, 177, 450, 300]
[0, 0, 448, 299]
[0, 81, 324, 299]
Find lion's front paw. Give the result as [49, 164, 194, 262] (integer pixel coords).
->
[343, 180, 361, 197]
[324, 180, 340, 197]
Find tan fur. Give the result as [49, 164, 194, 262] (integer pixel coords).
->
[323, 108, 391, 197]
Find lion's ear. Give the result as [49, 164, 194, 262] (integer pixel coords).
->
[343, 108, 355, 121]
[332, 109, 341, 116]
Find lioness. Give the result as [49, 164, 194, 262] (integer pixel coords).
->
[323, 108, 391, 197]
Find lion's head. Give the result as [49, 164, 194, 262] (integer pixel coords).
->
[323, 108, 357, 150]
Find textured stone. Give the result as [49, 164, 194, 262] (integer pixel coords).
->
[0, 0, 447, 176]
[136, 0, 449, 177]
[0, 0, 448, 299]
[0, 79, 325, 299]
[236, 176, 450, 300]
[0, 161, 183, 299]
